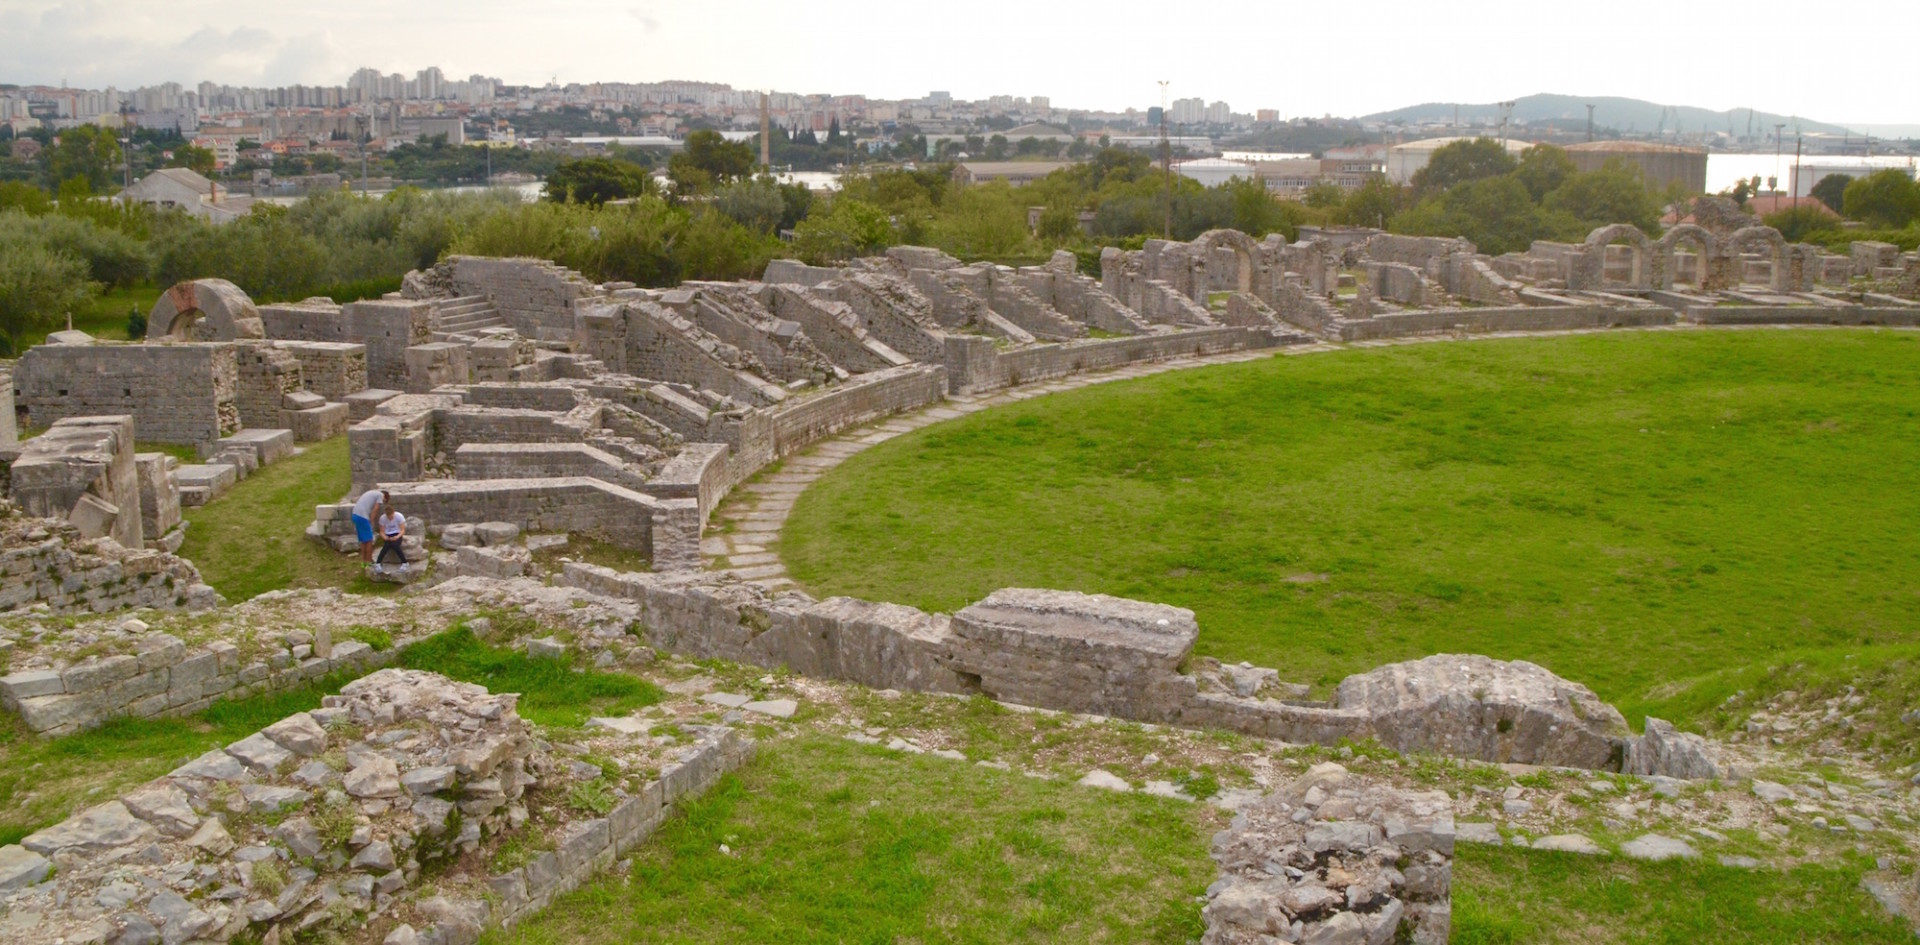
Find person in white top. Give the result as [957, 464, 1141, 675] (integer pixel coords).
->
[373, 506, 410, 574]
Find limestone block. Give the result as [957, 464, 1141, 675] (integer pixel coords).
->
[220, 429, 296, 466]
[345, 388, 403, 421]
[174, 464, 238, 503]
[134, 452, 182, 540]
[283, 390, 327, 411]
[67, 492, 122, 541]
[1333, 654, 1628, 770]
[286, 402, 349, 442]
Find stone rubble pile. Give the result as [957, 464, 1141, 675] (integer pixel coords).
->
[0, 669, 541, 945]
[0, 501, 218, 618]
[1203, 761, 1453, 945]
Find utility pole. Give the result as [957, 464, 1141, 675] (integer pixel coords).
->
[759, 92, 772, 172]
[358, 112, 370, 197]
[120, 105, 133, 191]
[1793, 134, 1802, 208]
[1585, 104, 1595, 143]
[1159, 80, 1171, 240]
[1773, 123, 1785, 196]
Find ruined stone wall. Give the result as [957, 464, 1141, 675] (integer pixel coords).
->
[0, 629, 378, 737]
[460, 383, 583, 412]
[273, 341, 367, 399]
[758, 286, 907, 373]
[1339, 304, 1677, 341]
[644, 442, 729, 525]
[624, 302, 785, 406]
[1688, 304, 1920, 327]
[0, 492, 213, 619]
[435, 406, 595, 456]
[557, 568, 1654, 773]
[760, 365, 945, 461]
[1363, 233, 1476, 267]
[233, 344, 304, 432]
[348, 409, 433, 494]
[446, 256, 597, 342]
[453, 443, 646, 491]
[942, 327, 1278, 395]
[826, 275, 947, 361]
[260, 299, 431, 391]
[344, 477, 658, 552]
[11, 416, 144, 550]
[492, 724, 751, 927]
[761, 258, 844, 287]
[14, 344, 238, 445]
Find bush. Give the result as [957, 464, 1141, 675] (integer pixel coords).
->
[0, 231, 96, 354]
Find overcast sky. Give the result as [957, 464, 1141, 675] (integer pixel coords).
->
[7, 0, 1915, 126]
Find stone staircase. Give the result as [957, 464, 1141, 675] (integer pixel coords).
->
[431, 295, 508, 340]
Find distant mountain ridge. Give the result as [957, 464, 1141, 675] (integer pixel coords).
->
[1362, 94, 1864, 138]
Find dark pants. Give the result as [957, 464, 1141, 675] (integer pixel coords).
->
[377, 537, 407, 565]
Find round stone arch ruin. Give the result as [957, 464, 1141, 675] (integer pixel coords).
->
[1190, 228, 1267, 299]
[1723, 225, 1790, 291]
[145, 278, 266, 342]
[1572, 224, 1653, 291]
[1653, 224, 1718, 290]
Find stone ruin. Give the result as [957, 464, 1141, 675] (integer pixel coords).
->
[0, 224, 1909, 939]
[559, 567, 1721, 780]
[0, 668, 751, 945]
[1204, 761, 1453, 944]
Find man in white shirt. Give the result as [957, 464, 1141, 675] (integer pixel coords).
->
[349, 489, 389, 568]
[374, 506, 409, 574]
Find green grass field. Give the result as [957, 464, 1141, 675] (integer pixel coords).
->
[177, 436, 393, 601]
[783, 330, 1920, 721]
[484, 736, 1216, 945]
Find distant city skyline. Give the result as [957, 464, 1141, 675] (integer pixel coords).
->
[7, 0, 1918, 130]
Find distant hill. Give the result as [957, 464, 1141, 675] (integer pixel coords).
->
[1363, 94, 1860, 138]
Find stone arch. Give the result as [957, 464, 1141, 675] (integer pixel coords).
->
[1579, 224, 1652, 291]
[1654, 224, 1717, 289]
[146, 278, 265, 342]
[1191, 228, 1264, 298]
[1724, 225, 1789, 291]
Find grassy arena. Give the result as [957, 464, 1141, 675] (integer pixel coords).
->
[782, 329, 1920, 720]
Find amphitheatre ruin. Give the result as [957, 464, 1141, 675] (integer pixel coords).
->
[0, 212, 1915, 944]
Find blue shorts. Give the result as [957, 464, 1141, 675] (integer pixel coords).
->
[352, 514, 374, 543]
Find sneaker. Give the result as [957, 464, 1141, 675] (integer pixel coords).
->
[399, 563, 410, 573]
[372, 564, 385, 574]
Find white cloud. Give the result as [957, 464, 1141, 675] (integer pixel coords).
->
[1, 0, 1915, 123]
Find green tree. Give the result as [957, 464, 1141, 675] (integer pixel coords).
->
[0, 181, 52, 215]
[46, 125, 123, 193]
[1340, 178, 1407, 229]
[1543, 159, 1660, 231]
[711, 178, 788, 234]
[545, 157, 655, 206]
[165, 144, 217, 176]
[790, 198, 895, 264]
[1513, 144, 1577, 202]
[1301, 180, 1346, 209]
[1762, 205, 1840, 243]
[0, 226, 96, 354]
[1841, 169, 1920, 228]
[667, 130, 755, 195]
[1410, 138, 1517, 195]
[924, 183, 1030, 259]
[1809, 173, 1851, 214]
[1036, 203, 1083, 244]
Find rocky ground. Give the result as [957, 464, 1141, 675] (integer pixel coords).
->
[3, 579, 1916, 940]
